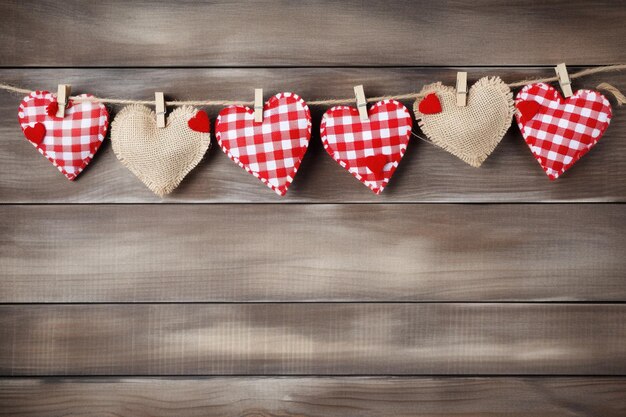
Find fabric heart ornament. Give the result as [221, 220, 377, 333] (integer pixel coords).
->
[18, 91, 109, 180]
[515, 83, 612, 180]
[111, 105, 211, 196]
[414, 76, 514, 167]
[320, 100, 413, 194]
[215, 92, 311, 196]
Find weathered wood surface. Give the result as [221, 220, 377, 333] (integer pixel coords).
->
[1, 0, 625, 414]
[1, 204, 624, 303]
[0, 68, 624, 202]
[1, 304, 624, 375]
[1, 0, 625, 66]
[1, 377, 625, 417]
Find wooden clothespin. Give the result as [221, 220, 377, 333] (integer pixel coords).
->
[254, 88, 263, 123]
[354, 85, 369, 121]
[456, 72, 468, 107]
[155, 92, 166, 128]
[56, 84, 71, 118]
[555, 63, 573, 98]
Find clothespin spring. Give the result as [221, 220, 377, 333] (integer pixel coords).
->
[456, 72, 467, 107]
[155, 92, 166, 128]
[56, 84, 71, 118]
[555, 63, 573, 98]
[354, 85, 369, 121]
[254, 88, 263, 123]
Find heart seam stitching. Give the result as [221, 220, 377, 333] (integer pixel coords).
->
[320, 99, 412, 194]
[514, 83, 612, 180]
[17, 91, 109, 180]
[215, 92, 312, 196]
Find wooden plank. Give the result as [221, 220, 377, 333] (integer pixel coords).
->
[0, 303, 624, 375]
[0, 1, 624, 66]
[1, 68, 625, 203]
[1, 204, 624, 303]
[1, 377, 625, 417]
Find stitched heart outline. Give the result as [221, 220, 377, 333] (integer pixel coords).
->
[514, 83, 612, 180]
[215, 92, 312, 196]
[320, 99, 413, 194]
[18, 91, 109, 180]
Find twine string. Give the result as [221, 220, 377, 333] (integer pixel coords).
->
[0, 64, 624, 107]
[597, 82, 626, 105]
[411, 131, 437, 147]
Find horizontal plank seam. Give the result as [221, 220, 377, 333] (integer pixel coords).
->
[0, 64, 621, 70]
[0, 202, 625, 206]
[2, 374, 626, 378]
[1, 302, 625, 305]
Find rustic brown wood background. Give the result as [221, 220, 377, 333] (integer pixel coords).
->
[1, 1, 625, 415]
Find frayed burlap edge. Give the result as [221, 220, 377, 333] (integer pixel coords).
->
[413, 76, 515, 167]
[111, 104, 211, 197]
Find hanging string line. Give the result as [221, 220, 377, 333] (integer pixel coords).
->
[597, 82, 626, 105]
[410, 131, 437, 147]
[0, 64, 624, 107]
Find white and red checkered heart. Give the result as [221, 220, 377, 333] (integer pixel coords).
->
[515, 83, 612, 180]
[215, 92, 311, 196]
[17, 91, 109, 180]
[320, 100, 413, 194]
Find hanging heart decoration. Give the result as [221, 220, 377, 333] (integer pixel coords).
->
[17, 91, 109, 180]
[4, 64, 624, 193]
[515, 83, 612, 180]
[320, 100, 413, 194]
[215, 92, 311, 196]
[111, 105, 211, 196]
[414, 76, 514, 167]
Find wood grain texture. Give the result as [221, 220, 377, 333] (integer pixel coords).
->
[1, 377, 625, 417]
[1, 68, 625, 203]
[1, 204, 624, 302]
[1, 304, 625, 376]
[0, 0, 624, 66]
[1, 0, 625, 413]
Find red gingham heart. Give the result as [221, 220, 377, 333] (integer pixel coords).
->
[215, 92, 311, 196]
[320, 100, 413, 194]
[515, 83, 612, 180]
[18, 91, 109, 180]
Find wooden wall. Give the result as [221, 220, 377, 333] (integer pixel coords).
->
[0, 1, 625, 415]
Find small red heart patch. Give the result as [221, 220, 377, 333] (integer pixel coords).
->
[515, 83, 612, 180]
[18, 91, 109, 181]
[215, 92, 312, 196]
[23, 122, 46, 145]
[418, 93, 442, 115]
[320, 100, 413, 194]
[187, 110, 211, 133]
[364, 155, 388, 179]
[516, 100, 541, 124]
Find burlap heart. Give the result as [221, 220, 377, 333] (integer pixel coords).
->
[414, 76, 514, 167]
[111, 105, 211, 196]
